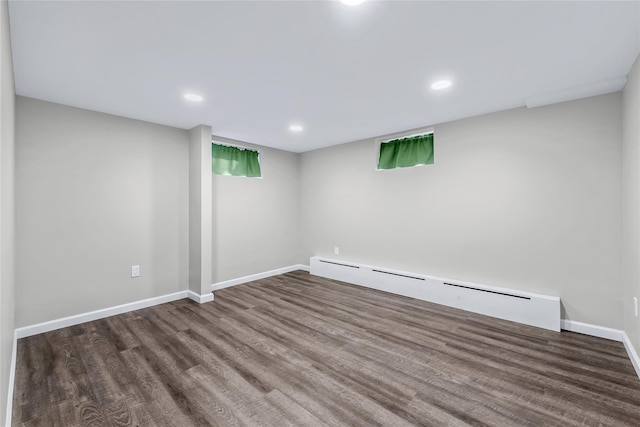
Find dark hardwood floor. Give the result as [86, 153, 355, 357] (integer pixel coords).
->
[12, 270, 640, 426]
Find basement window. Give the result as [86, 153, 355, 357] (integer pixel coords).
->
[211, 143, 262, 178]
[377, 132, 434, 170]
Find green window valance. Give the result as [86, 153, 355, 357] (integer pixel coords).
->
[377, 133, 434, 170]
[212, 143, 262, 177]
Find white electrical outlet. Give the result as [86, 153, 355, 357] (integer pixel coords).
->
[131, 265, 140, 278]
[634, 297, 638, 317]
[334, 246, 340, 256]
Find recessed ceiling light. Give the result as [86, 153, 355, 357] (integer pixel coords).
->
[431, 80, 452, 90]
[341, 0, 366, 5]
[289, 124, 304, 132]
[184, 93, 203, 102]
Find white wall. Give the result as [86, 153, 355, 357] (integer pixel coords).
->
[211, 136, 304, 283]
[301, 93, 623, 328]
[15, 97, 190, 327]
[0, 0, 15, 422]
[623, 54, 640, 352]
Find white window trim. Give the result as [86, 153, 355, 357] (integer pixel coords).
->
[211, 140, 263, 179]
[374, 127, 434, 171]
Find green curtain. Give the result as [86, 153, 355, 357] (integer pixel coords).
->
[377, 133, 434, 170]
[212, 143, 262, 177]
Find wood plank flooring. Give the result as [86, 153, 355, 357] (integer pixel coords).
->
[12, 270, 640, 426]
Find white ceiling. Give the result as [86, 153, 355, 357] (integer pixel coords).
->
[8, 1, 640, 153]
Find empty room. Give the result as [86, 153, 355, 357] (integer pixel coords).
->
[1, 0, 640, 425]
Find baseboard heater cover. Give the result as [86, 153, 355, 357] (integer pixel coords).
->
[319, 259, 360, 269]
[310, 256, 560, 332]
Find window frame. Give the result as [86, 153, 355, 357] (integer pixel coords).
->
[375, 127, 434, 171]
[211, 140, 263, 179]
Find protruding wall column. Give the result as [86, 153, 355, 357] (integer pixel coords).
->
[188, 125, 214, 302]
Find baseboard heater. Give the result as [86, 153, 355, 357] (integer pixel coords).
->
[310, 257, 560, 331]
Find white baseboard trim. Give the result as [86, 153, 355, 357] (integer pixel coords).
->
[5, 330, 17, 427]
[561, 319, 640, 379]
[622, 332, 640, 378]
[188, 290, 214, 303]
[14, 290, 210, 339]
[211, 264, 310, 291]
[6, 288, 214, 425]
[560, 319, 623, 341]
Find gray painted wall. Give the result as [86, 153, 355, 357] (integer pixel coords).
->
[300, 93, 623, 328]
[623, 54, 640, 353]
[15, 97, 190, 327]
[0, 0, 15, 422]
[211, 136, 304, 283]
[8, 76, 631, 361]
